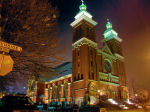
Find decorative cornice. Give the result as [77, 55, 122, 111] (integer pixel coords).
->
[45, 74, 72, 84]
[99, 72, 119, 79]
[75, 11, 92, 19]
[45, 88, 48, 90]
[100, 81, 119, 86]
[70, 14, 97, 27]
[98, 47, 124, 61]
[74, 88, 87, 91]
[72, 37, 97, 50]
[98, 49, 116, 60]
[73, 79, 84, 83]
[68, 82, 71, 85]
[99, 72, 119, 84]
[114, 53, 124, 61]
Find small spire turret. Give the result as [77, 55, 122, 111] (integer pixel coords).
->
[71, 0, 97, 27]
[103, 19, 122, 42]
[79, 0, 87, 11]
[106, 19, 112, 29]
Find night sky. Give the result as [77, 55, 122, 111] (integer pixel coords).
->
[53, 0, 150, 92]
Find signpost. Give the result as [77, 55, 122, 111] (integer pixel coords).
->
[0, 41, 22, 76]
[0, 41, 22, 52]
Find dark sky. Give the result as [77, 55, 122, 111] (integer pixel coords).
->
[53, 0, 150, 92]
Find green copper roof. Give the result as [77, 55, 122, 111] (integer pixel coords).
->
[79, 0, 87, 11]
[106, 19, 112, 29]
[103, 19, 122, 42]
[74, 0, 93, 19]
[71, 0, 97, 27]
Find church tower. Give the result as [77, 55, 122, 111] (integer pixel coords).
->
[70, 0, 98, 105]
[103, 20, 123, 56]
[102, 20, 127, 87]
[102, 20, 128, 99]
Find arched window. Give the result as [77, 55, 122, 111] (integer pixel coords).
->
[91, 61, 93, 66]
[30, 80, 36, 91]
[89, 72, 90, 79]
[81, 74, 83, 80]
[90, 49, 92, 55]
[48, 87, 51, 99]
[52, 85, 56, 99]
[74, 76, 76, 81]
[92, 72, 94, 80]
[78, 73, 80, 80]
[64, 83, 68, 98]
[78, 49, 80, 56]
[58, 85, 61, 99]
[104, 59, 112, 73]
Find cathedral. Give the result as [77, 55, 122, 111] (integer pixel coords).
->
[27, 0, 129, 106]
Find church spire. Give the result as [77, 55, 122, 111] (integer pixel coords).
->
[70, 0, 97, 27]
[104, 19, 122, 42]
[106, 19, 112, 29]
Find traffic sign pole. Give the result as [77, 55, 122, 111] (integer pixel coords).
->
[0, 52, 4, 73]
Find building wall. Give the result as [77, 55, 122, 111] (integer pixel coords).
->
[71, 20, 128, 106]
[27, 6, 128, 106]
[28, 41, 128, 106]
[37, 76, 73, 104]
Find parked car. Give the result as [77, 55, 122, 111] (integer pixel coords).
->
[61, 104, 72, 112]
[61, 104, 79, 112]
[72, 104, 79, 109]
[34, 102, 44, 110]
[79, 105, 99, 112]
[47, 105, 61, 111]
[0, 95, 39, 112]
[47, 102, 57, 111]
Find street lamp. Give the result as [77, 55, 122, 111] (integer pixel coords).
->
[97, 90, 101, 105]
[97, 90, 107, 105]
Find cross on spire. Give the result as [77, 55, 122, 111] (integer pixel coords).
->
[107, 18, 109, 22]
[106, 18, 112, 29]
[81, 0, 84, 4]
[79, 0, 87, 11]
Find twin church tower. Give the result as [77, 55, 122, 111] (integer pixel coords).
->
[71, 0, 128, 104]
[27, 0, 129, 106]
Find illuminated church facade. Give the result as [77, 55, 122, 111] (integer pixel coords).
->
[27, 1, 129, 106]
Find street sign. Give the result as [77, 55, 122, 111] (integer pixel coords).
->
[0, 46, 10, 53]
[0, 54, 14, 76]
[0, 41, 22, 52]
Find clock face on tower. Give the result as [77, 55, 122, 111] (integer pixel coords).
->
[104, 60, 112, 73]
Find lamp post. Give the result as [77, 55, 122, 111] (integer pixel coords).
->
[97, 90, 100, 105]
[97, 89, 106, 105]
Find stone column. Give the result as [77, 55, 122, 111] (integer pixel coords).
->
[44, 88, 48, 104]
[49, 87, 52, 102]
[68, 82, 71, 103]
[61, 84, 64, 102]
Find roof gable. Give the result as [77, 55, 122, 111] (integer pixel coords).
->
[41, 62, 72, 82]
[101, 44, 113, 56]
